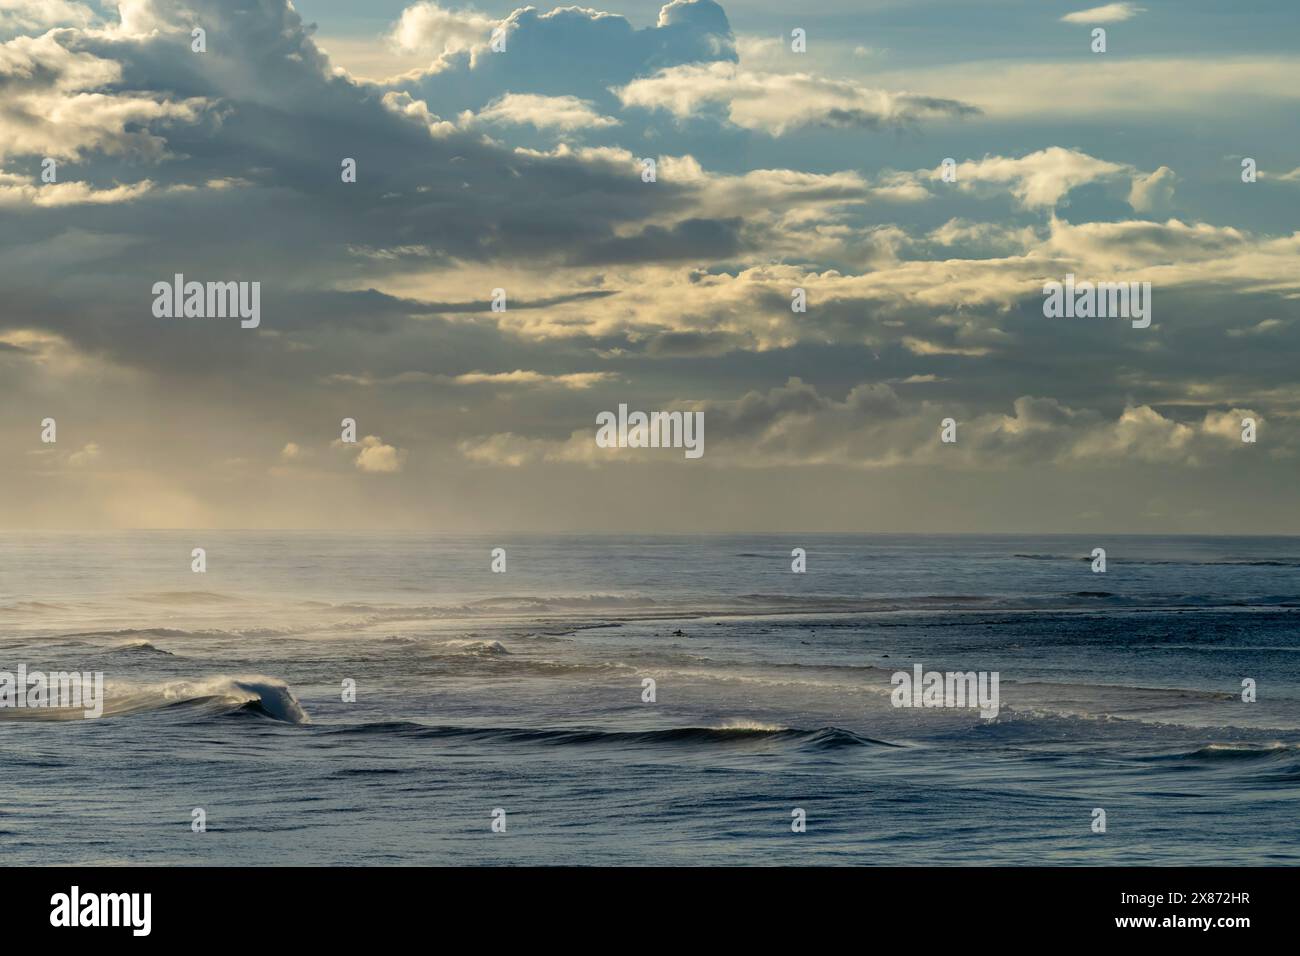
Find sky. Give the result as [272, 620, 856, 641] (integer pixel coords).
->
[0, 0, 1297, 532]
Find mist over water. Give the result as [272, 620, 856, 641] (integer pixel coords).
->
[2, 532, 1297, 864]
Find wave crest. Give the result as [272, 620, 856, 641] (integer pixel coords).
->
[111, 675, 309, 723]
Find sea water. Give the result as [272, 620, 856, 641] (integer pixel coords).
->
[0, 532, 1296, 864]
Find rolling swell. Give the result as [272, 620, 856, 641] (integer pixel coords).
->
[318, 721, 902, 750]
[109, 640, 176, 656]
[1135, 743, 1300, 783]
[1141, 742, 1299, 762]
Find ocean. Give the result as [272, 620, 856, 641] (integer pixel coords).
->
[1, 532, 1297, 865]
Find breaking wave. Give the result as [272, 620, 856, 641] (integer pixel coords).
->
[0, 674, 309, 724]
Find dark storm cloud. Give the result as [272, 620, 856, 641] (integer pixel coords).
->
[572, 217, 745, 265]
[821, 96, 981, 129]
[0, 0, 739, 390]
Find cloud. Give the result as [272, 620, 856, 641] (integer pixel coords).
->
[0, 177, 155, 206]
[470, 93, 619, 131]
[901, 336, 992, 357]
[1041, 216, 1252, 270]
[864, 57, 1300, 120]
[1061, 3, 1146, 24]
[389, 1, 737, 104]
[0, 32, 211, 162]
[574, 216, 745, 265]
[459, 431, 576, 467]
[1128, 165, 1176, 213]
[441, 369, 616, 389]
[389, 2, 497, 57]
[615, 61, 978, 135]
[435, 210, 1300, 364]
[930, 147, 1132, 209]
[0, 0, 96, 33]
[1, 0, 1297, 532]
[456, 380, 1274, 471]
[1226, 319, 1286, 338]
[894, 148, 1178, 216]
[352, 436, 407, 473]
[927, 218, 1040, 254]
[67, 441, 101, 466]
